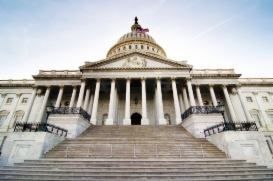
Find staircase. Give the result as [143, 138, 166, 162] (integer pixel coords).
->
[1, 125, 273, 180]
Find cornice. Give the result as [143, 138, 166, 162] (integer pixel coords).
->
[192, 74, 242, 78]
[83, 67, 191, 72]
[32, 75, 82, 80]
[0, 84, 34, 88]
[240, 83, 273, 87]
[80, 51, 192, 70]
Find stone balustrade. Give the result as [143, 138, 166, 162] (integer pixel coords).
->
[0, 79, 35, 84]
[192, 69, 235, 74]
[38, 70, 82, 75]
[239, 78, 273, 83]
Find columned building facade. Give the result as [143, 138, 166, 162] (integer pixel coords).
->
[0, 20, 273, 150]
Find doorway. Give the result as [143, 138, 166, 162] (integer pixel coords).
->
[131, 113, 142, 125]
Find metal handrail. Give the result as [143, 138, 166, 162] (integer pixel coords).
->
[181, 106, 221, 120]
[51, 107, 91, 121]
[204, 121, 258, 137]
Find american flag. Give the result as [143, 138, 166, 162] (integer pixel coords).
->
[136, 27, 149, 34]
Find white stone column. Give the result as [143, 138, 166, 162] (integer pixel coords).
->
[106, 78, 116, 125]
[253, 91, 267, 127]
[196, 84, 203, 106]
[156, 77, 167, 125]
[178, 92, 185, 113]
[87, 92, 94, 114]
[90, 78, 101, 125]
[23, 86, 37, 123]
[141, 77, 149, 125]
[83, 86, 91, 111]
[186, 78, 196, 106]
[182, 86, 190, 109]
[55, 85, 64, 107]
[171, 77, 181, 124]
[209, 84, 218, 106]
[221, 84, 237, 122]
[236, 84, 253, 121]
[76, 78, 86, 108]
[123, 77, 131, 125]
[36, 85, 51, 123]
[69, 85, 77, 107]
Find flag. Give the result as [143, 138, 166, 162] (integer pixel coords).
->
[136, 27, 149, 34]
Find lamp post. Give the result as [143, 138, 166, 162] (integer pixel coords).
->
[216, 103, 230, 131]
[40, 102, 54, 131]
[134, 97, 138, 105]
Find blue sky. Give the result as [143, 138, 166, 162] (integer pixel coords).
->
[0, 0, 272, 79]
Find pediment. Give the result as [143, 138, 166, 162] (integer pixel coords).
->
[80, 52, 192, 70]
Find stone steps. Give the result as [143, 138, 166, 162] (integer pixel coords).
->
[1, 125, 273, 180]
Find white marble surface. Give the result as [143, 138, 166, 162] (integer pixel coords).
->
[0, 132, 64, 167]
[48, 114, 91, 138]
[207, 131, 273, 167]
[181, 114, 224, 138]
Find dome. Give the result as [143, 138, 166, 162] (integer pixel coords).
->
[106, 18, 167, 58]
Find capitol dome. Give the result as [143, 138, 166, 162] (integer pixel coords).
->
[106, 18, 167, 58]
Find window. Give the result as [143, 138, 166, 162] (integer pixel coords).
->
[135, 45, 137, 49]
[252, 114, 262, 126]
[203, 101, 209, 105]
[262, 97, 268, 102]
[152, 48, 154, 51]
[0, 115, 6, 126]
[6, 98, 13, 104]
[21, 98, 28, 104]
[246, 97, 252, 102]
[141, 45, 144, 49]
[118, 48, 120, 51]
[123, 46, 126, 50]
[129, 45, 131, 49]
[9, 110, 24, 128]
[147, 46, 149, 50]
[269, 114, 273, 122]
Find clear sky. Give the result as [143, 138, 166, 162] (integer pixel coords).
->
[0, 0, 272, 79]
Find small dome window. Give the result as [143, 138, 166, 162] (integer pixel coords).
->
[118, 48, 120, 51]
[131, 34, 133, 37]
[147, 46, 149, 50]
[152, 48, 154, 51]
[141, 45, 144, 49]
[135, 45, 138, 49]
[123, 46, 126, 50]
[127, 35, 129, 38]
[129, 45, 131, 49]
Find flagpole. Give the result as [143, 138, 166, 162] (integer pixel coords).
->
[135, 27, 137, 52]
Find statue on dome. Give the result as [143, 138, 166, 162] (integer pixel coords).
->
[135, 17, 138, 24]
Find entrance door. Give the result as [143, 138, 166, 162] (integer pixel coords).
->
[131, 113, 142, 125]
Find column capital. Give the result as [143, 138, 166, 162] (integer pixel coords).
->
[252, 91, 258, 95]
[37, 89, 42, 97]
[141, 77, 146, 82]
[110, 78, 116, 83]
[81, 78, 87, 83]
[156, 77, 162, 81]
[171, 77, 177, 81]
[236, 83, 242, 88]
[95, 78, 101, 83]
[126, 77, 131, 83]
[231, 88, 238, 95]
[72, 85, 77, 89]
[59, 85, 64, 89]
[0, 93, 7, 98]
[195, 84, 200, 88]
[208, 84, 214, 88]
[185, 77, 192, 83]
[16, 93, 22, 98]
[46, 85, 51, 90]
[221, 84, 228, 89]
[32, 85, 38, 89]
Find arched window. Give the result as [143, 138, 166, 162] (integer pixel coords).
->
[102, 114, 108, 125]
[123, 46, 126, 50]
[250, 109, 263, 127]
[118, 48, 120, 51]
[0, 110, 9, 127]
[152, 48, 154, 51]
[135, 45, 137, 49]
[147, 46, 149, 50]
[10, 110, 24, 128]
[141, 45, 144, 49]
[131, 34, 133, 37]
[164, 114, 171, 125]
[129, 45, 131, 49]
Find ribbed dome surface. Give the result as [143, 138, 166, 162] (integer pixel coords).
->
[117, 32, 156, 44]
